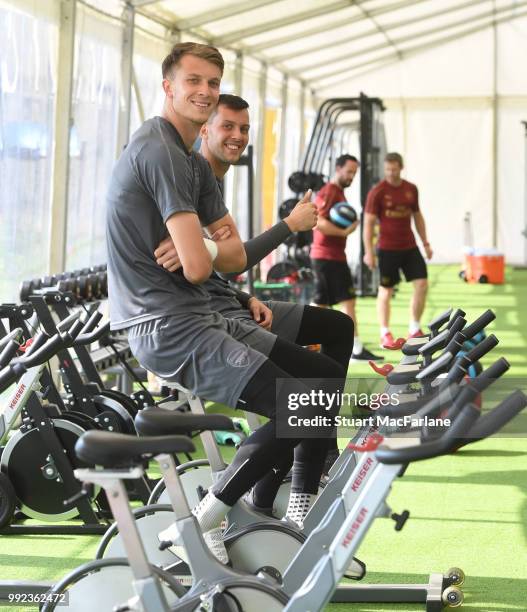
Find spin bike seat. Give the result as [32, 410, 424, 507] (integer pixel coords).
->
[386, 364, 421, 385]
[75, 430, 196, 467]
[401, 336, 429, 356]
[135, 409, 235, 436]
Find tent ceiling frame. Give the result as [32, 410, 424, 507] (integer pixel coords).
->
[248, 0, 424, 53]
[212, 0, 361, 47]
[129, 0, 396, 81]
[301, 0, 524, 78]
[131, 0, 162, 7]
[354, 1, 402, 60]
[134, 5, 305, 83]
[133, 0, 423, 84]
[135, 7, 175, 31]
[169, 0, 283, 31]
[129, 0, 527, 90]
[276, 0, 486, 64]
[315, 4, 527, 89]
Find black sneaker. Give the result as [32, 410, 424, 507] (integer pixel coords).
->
[351, 347, 384, 361]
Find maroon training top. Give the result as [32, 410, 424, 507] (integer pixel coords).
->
[365, 179, 419, 250]
[310, 182, 347, 262]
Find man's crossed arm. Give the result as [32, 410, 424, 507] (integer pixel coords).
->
[164, 211, 246, 284]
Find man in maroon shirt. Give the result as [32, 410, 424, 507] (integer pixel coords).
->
[311, 154, 382, 361]
[363, 152, 433, 349]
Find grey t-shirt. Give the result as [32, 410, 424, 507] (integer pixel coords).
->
[106, 116, 228, 330]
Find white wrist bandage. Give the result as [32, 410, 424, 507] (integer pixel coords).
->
[204, 238, 218, 261]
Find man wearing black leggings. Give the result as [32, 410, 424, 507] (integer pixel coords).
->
[106, 43, 346, 564]
[154, 94, 353, 510]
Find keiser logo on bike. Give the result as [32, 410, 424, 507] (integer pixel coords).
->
[8, 383, 26, 413]
[351, 457, 374, 492]
[341, 507, 369, 548]
[361, 425, 379, 444]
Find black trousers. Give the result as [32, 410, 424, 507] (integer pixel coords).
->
[210, 306, 353, 506]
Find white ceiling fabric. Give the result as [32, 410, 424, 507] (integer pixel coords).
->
[88, 0, 527, 262]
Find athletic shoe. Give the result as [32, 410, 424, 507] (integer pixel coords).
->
[351, 347, 384, 361]
[202, 527, 229, 564]
[243, 488, 275, 518]
[380, 332, 406, 350]
[408, 329, 425, 339]
[158, 523, 229, 565]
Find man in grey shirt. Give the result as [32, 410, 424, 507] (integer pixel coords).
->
[153, 94, 356, 509]
[106, 42, 347, 564]
[153, 94, 355, 369]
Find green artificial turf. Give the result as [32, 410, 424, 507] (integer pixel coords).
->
[0, 265, 526, 611]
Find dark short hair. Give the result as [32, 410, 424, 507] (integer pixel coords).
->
[218, 94, 249, 111]
[336, 154, 360, 168]
[207, 94, 250, 122]
[385, 152, 404, 167]
[162, 42, 224, 79]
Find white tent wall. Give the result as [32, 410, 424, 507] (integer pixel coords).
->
[1, 0, 526, 305]
[280, 80, 302, 203]
[65, 2, 122, 271]
[0, 0, 59, 302]
[319, 16, 527, 265]
[240, 57, 264, 241]
[214, 48, 239, 227]
[497, 101, 527, 264]
[496, 14, 527, 264]
[130, 31, 171, 133]
[415, 101, 492, 261]
[264, 67, 285, 226]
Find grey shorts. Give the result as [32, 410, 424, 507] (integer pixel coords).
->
[127, 312, 269, 408]
[221, 300, 304, 357]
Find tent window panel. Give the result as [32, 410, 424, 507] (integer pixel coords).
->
[0, 6, 57, 301]
[65, 21, 121, 271]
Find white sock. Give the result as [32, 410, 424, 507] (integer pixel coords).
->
[285, 492, 317, 527]
[409, 320, 421, 334]
[380, 326, 390, 337]
[192, 491, 230, 531]
[352, 336, 363, 355]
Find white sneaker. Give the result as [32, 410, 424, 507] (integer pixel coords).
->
[203, 527, 229, 564]
[157, 523, 229, 565]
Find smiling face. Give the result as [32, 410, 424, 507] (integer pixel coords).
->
[202, 104, 250, 165]
[163, 54, 221, 126]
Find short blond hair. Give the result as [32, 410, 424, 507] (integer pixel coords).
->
[385, 152, 404, 167]
[162, 42, 224, 78]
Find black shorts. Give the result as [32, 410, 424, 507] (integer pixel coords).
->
[377, 247, 427, 288]
[311, 258, 356, 306]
